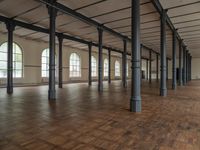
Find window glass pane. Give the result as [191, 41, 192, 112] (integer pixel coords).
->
[0, 61, 7, 69]
[115, 61, 120, 77]
[104, 59, 108, 77]
[69, 53, 81, 77]
[0, 43, 7, 52]
[0, 70, 7, 78]
[0, 52, 7, 61]
[91, 56, 97, 77]
[0, 42, 23, 78]
[127, 62, 128, 77]
[14, 54, 22, 62]
[15, 62, 22, 70]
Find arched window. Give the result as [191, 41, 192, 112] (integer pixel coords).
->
[127, 62, 128, 77]
[0, 42, 23, 78]
[104, 58, 108, 77]
[115, 60, 120, 77]
[70, 53, 81, 77]
[91, 56, 97, 77]
[41, 48, 49, 77]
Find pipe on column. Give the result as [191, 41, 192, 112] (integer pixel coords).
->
[156, 54, 159, 82]
[190, 55, 192, 81]
[6, 20, 15, 94]
[179, 40, 183, 86]
[47, 0, 57, 100]
[88, 43, 92, 86]
[130, 0, 141, 112]
[146, 59, 148, 80]
[183, 46, 186, 85]
[122, 39, 127, 88]
[160, 9, 167, 96]
[166, 58, 168, 80]
[108, 50, 111, 84]
[172, 31, 177, 90]
[149, 50, 152, 84]
[98, 26, 103, 92]
[186, 50, 189, 83]
[58, 34, 63, 88]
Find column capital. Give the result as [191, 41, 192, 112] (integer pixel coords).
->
[57, 33, 63, 42]
[47, 0, 58, 16]
[97, 25, 103, 32]
[5, 19, 16, 31]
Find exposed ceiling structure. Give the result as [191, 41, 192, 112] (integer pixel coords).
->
[0, 0, 199, 58]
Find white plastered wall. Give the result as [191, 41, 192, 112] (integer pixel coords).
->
[0, 33, 132, 86]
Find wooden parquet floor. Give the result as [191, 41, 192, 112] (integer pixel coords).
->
[0, 80, 200, 150]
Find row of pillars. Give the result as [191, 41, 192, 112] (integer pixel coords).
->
[4, 0, 192, 113]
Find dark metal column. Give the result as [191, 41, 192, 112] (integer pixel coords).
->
[172, 31, 177, 90]
[108, 50, 111, 84]
[156, 54, 159, 82]
[130, 0, 141, 112]
[6, 20, 15, 94]
[183, 46, 186, 85]
[149, 50, 152, 84]
[88, 43, 92, 86]
[166, 58, 168, 80]
[146, 59, 148, 80]
[58, 34, 63, 88]
[191, 55, 192, 81]
[47, 0, 57, 100]
[179, 40, 183, 86]
[186, 50, 189, 83]
[122, 39, 127, 88]
[160, 9, 167, 96]
[98, 27, 103, 92]
[188, 54, 191, 81]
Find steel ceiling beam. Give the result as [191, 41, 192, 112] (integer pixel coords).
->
[0, 15, 123, 54]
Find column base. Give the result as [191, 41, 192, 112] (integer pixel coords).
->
[59, 84, 63, 88]
[130, 97, 141, 112]
[48, 89, 56, 100]
[7, 86, 13, 94]
[98, 84, 103, 92]
[160, 88, 167, 97]
[172, 84, 177, 90]
[123, 82, 127, 88]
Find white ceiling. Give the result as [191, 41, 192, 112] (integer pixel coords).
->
[0, 0, 199, 58]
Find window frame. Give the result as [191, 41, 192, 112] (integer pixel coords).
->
[91, 56, 97, 77]
[41, 48, 50, 78]
[103, 58, 109, 77]
[69, 52, 81, 78]
[0, 42, 23, 78]
[115, 60, 120, 77]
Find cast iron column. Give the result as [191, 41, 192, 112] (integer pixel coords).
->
[48, 0, 57, 100]
[108, 50, 111, 84]
[188, 54, 191, 81]
[58, 34, 63, 88]
[166, 58, 168, 80]
[149, 50, 152, 84]
[191, 55, 192, 81]
[130, 0, 141, 112]
[186, 50, 189, 83]
[179, 40, 183, 86]
[160, 9, 167, 96]
[98, 26, 103, 92]
[172, 31, 177, 90]
[146, 59, 148, 80]
[6, 20, 15, 94]
[122, 39, 127, 88]
[183, 46, 186, 85]
[88, 43, 92, 86]
[156, 54, 159, 82]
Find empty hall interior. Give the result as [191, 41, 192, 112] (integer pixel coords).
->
[0, 0, 200, 149]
